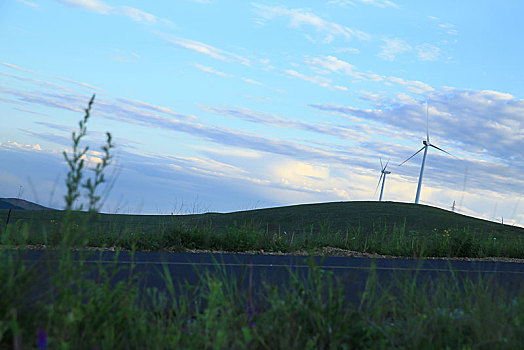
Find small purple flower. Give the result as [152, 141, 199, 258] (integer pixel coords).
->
[247, 301, 258, 327]
[36, 329, 47, 350]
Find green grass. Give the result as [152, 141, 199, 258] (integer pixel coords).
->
[2, 203, 524, 258]
[2, 247, 524, 349]
[4, 200, 523, 238]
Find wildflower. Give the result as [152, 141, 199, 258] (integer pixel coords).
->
[36, 329, 47, 350]
[247, 301, 257, 327]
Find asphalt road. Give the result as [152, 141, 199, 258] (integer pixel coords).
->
[11, 250, 524, 306]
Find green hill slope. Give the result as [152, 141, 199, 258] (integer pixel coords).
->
[0, 198, 52, 211]
[172, 201, 523, 238]
[2, 201, 522, 237]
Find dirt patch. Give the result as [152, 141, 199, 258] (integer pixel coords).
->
[184, 247, 524, 263]
[4, 245, 524, 263]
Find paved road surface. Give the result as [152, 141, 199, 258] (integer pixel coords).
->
[11, 250, 524, 306]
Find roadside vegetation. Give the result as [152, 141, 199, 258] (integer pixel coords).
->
[3, 212, 524, 259]
[1, 96, 523, 348]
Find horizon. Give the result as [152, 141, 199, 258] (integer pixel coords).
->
[1, 1, 523, 225]
[1, 197, 522, 230]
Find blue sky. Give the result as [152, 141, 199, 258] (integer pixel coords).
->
[1, 0, 524, 224]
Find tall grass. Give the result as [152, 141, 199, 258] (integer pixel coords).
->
[2, 245, 524, 348]
[4, 213, 524, 258]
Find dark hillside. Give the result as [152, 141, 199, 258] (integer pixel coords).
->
[186, 201, 523, 236]
[0, 198, 52, 211]
[0, 201, 24, 210]
[2, 201, 522, 237]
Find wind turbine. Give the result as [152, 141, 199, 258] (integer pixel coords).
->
[375, 158, 391, 202]
[399, 103, 452, 204]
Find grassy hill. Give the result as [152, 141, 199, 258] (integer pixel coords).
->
[0, 198, 52, 211]
[2, 201, 522, 238]
[193, 201, 523, 236]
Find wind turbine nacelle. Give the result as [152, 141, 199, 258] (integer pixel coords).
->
[423, 140, 429, 146]
[383, 171, 391, 174]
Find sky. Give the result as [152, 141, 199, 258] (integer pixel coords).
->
[1, 0, 524, 224]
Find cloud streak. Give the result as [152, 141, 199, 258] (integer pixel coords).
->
[378, 38, 412, 61]
[16, 0, 39, 8]
[1, 86, 361, 166]
[328, 0, 399, 8]
[284, 69, 348, 91]
[202, 105, 372, 142]
[253, 3, 370, 43]
[305, 55, 434, 94]
[311, 89, 524, 166]
[2, 62, 103, 91]
[160, 34, 250, 65]
[192, 63, 230, 77]
[52, 0, 174, 26]
[54, 0, 112, 14]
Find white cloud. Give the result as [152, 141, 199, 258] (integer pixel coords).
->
[428, 15, 458, 36]
[417, 43, 441, 61]
[54, 0, 112, 14]
[4, 141, 43, 151]
[120, 6, 157, 25]
[240, 78, 286, 94]
[16, 0, 39, 8]
[284, 69, 348, 91]
[203, 105, 372, 142]
[53, 0, 173, 27]
[2, 62, 103, 92]
[14, 107, 50, 117]
[196, 146, 261, 159]
[306, 55, 355, 75]
[109, 50, 140, 63]
[272, 160, 330, 189]
[328, 0, 399, 8]
[334, 47, 360, 54]
[284, 69, 330, 86]
[358, 91, 384, 102]
[253, 3, 370, 43]
[241, 78, 263, 86]
[378, 37, 412, 61]
[387, 76, 434, 94]
[192, 63, 230, 77]
[2, 85, 362, 167]
[161, 34, 250, 65]
[305, 55, 435, 94]
[311, 89, 524, 171]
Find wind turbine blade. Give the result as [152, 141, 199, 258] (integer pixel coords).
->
[399, 146, 425, 166]
[380, 157, 383, 170]
[426, 101, 429, 143]
[384, 159, 390, 170]
[430, 144, 452, 156]
[374, 173, 384, 197]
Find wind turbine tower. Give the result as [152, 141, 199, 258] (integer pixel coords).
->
[375, 158, 391, 202]
[399, 103, 452, 204]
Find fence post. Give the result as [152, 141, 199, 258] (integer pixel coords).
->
[5, 208, 12, 229]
